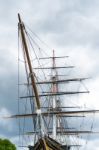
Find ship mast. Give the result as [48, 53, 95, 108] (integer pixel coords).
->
[51, 50, 67, 142]
[18, 14, 40, 110]
[52, 50, 57, 139]
[18, 13, 47, 140]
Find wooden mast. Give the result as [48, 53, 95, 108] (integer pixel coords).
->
[18, 13, 40, 110]
[18, 13, 52, 150]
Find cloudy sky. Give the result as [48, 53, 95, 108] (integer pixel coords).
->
[0, 0, 99, 149]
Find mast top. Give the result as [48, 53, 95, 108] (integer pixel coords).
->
[18, 13, 21, 23]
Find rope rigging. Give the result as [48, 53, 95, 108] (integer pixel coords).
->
[17, 14, 97, 150]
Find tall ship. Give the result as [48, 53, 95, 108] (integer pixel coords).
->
[7, 14, 99, 150]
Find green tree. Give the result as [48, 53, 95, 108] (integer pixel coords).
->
[0, 138, 16, 150]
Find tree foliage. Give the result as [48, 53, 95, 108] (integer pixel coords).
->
[0, 138, 16, 150]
